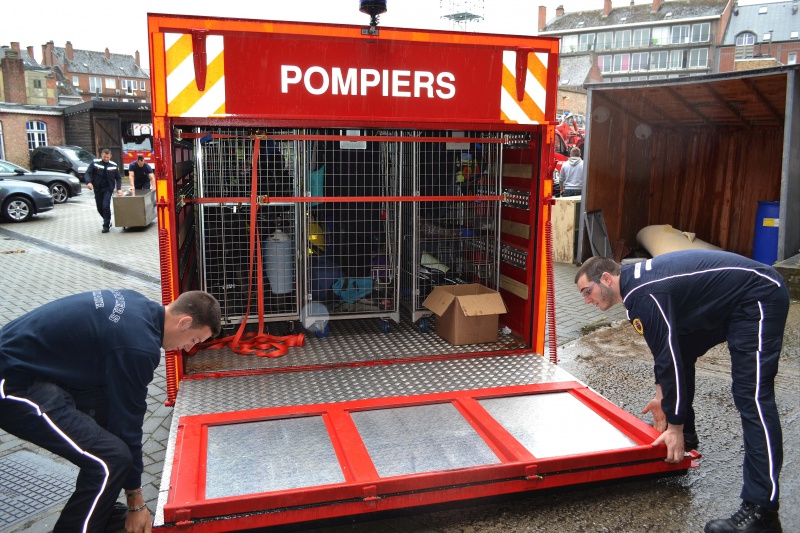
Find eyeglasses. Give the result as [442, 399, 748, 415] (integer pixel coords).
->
[580, 276, 602, 298]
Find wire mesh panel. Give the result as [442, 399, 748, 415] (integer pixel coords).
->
[400, 131, 503, 326]
[196, 127, 300, 325]
[300, 129, 401, 332]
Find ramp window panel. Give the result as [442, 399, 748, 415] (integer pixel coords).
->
[479, 393, 637, 459]
[351, 403, 500, 478]
[205, 416, 344, 499]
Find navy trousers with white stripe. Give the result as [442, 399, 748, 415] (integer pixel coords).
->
[725, 293, 788, 510]
[0, 380, 131, 533]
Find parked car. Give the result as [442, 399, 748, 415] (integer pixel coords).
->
[0, 177, 54, 222]
[30, 145, 95, 181]
[0, 159, 81, 204]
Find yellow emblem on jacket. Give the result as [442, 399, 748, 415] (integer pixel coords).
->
[633, 318, 644, 335]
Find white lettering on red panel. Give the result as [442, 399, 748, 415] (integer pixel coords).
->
[281, 66, 455, 99]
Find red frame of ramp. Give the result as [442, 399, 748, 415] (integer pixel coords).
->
[161, 382, 697, 532]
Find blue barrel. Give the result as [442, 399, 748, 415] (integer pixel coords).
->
[752, 201, 780, 265]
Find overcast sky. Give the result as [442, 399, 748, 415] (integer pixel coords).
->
[4, 0, 776, 70]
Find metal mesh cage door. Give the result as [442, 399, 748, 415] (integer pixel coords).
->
[300, 130, 401, 333]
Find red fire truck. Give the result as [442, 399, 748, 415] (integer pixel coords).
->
[147, 11, 695, 532]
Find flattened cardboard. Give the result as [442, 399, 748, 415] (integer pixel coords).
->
[422, 284, 507, 346]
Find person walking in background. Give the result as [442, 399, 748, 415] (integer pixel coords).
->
[559, 146, 584, 197]
[574, 250, 789, 533]
[128, 155, 155, 191]
[0, 290, 221, 533]
[85, 149, 123, 233]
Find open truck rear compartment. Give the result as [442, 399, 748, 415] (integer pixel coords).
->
[147, 14, 695, 531]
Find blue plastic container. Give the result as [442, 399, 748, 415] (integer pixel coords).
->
[752, 201, 780, 265]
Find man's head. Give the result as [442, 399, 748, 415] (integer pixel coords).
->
[162, 291, 222, 352]
[136, 156, 145, 167]
[574, 257, 622, 310]
[101, 149, 111, 162]
[570, 146, 582, 158]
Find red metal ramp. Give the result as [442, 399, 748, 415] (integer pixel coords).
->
[155, 356, 695, 532]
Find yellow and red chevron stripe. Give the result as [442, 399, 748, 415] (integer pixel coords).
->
[500, 50, 548, 124]
[165, 33, 226, 117]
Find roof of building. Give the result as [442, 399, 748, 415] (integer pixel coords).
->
[52, 46, 148, 79]
[540, 0, 730, 34]
[722, 1, 800, 44]
[51, 66, 82, 100]
[1, 46, 46, 70]
[0, 101, 65, 115]
[559, 55, 596, 87]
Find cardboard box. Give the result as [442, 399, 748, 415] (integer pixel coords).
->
[422, 284, 507, 345]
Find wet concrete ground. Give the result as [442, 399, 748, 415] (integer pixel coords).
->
[296, 303, 799, 533]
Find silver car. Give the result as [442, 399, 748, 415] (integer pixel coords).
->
[0, 177, 55, 223]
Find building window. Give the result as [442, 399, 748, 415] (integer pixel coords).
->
[33, 79, 42, 89]
[787, 53, 797, 65]
[613, 54, 630, 72]
[691, 23, 710, 43]
[562, 34, 579, 53]
[631, 52, 649, 71]
[688, 48, 708, 68]
[632, 28, 651, 48]
[650, 51, 668, 70]
[598, 55, 612, 74]
[579, 33, 595, 52]
[630, 75, 648, 81]
[614, 30, 632, 49]
[649, 74, 667, 80]
[109, 97, 119, 102]
[26, 121, 47, 151]
[671, 25, 689, 44]
[72, 75, 79, 87]
[89, 77, 102, 93]
[105, 78, 117, 89]
[651, 26, 670, 46]
[614, 77, 630, 82]
[596, 31, 613, 51]
[735, 32, 756, 59]
[139, 80, 146, 91]
[670, 50, 684, 69]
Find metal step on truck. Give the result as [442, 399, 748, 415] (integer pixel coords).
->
[146, 8, 696, 532]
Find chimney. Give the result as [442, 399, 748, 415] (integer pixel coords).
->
[66, 41, 74, 60]
[1, 52, 28, 104]
[603, 0, 612, 17]
[105, 47, 110, 60]
[27, 46, 34, 61]
[42, 41, 55, 67]
[556, 5, 564, 17]
[11, 42, 21, 53]
[135, 50, 140, 67]
[652, 0, 663, 12]
[630, 0, 635, 5]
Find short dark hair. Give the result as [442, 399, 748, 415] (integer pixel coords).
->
[101, 149, 111, 155]
[170, 291, 222, 336]
[570, 146, 582, 157]
[137, 155, 145, 161]
[574, 256, 620, 284]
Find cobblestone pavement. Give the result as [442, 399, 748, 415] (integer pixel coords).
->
[0, 185, 625, 532]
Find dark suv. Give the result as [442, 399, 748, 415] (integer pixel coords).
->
[30, 146, 95, 181]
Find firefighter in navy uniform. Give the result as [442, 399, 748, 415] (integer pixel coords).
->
[86, 148, 123, 232]
[0, 290, 221, 533]
[575, 250, 788, 533]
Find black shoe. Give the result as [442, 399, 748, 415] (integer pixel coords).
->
[684, 431, 700, 450]
[105, 502, 128, 532]
[704, 501, 782, 533]
[102, 227, 110, 233]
